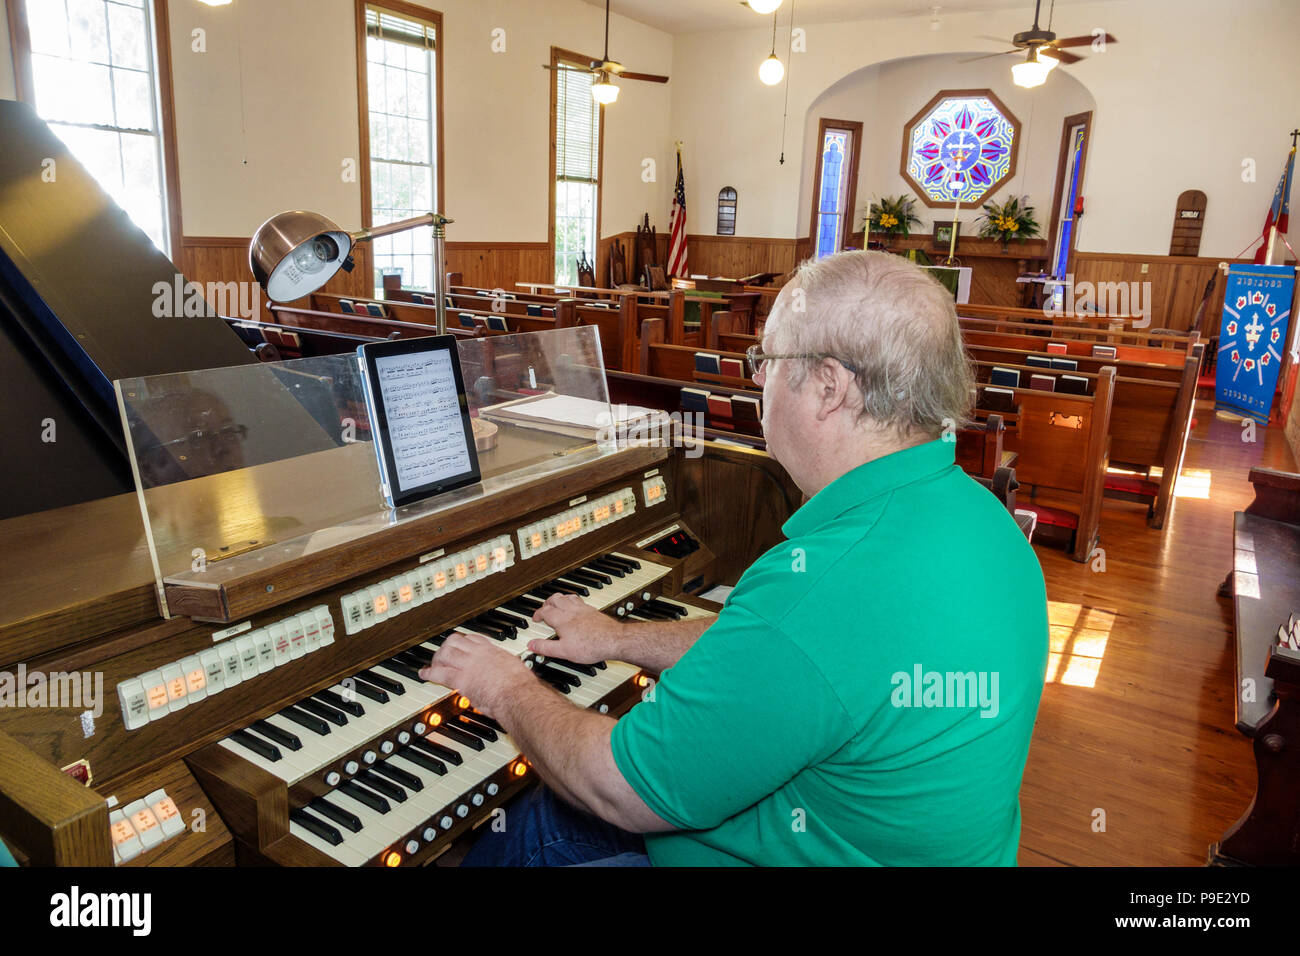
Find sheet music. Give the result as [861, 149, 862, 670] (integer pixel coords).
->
[374, 350, 471, 491]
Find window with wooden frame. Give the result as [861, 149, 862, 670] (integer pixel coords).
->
[550, 47, 603, 287]
[7, 0, 182, 257]
[1047, 111, 1091, 281]
[356, 1, 444, 296]
[809, 119, 862, 259]
[717, 187, 737, 236]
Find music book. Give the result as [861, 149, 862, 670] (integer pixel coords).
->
[707, 394, 733, 419]
[990, 366, 1020, 388]
[365, 303, 386, 318]
[484, 393, 669, 441]
[731, 394, 761, 421]
[719, 357, 745, 378]
[487, 316, 509, 331]
[542, 307, 556, 317]
[1058, 375, 1089, 395]
[1046, 342, 1069, 355]
[694, 352, 722, 375]
[526, 304, 542, 317]
[1051, 357, 1078, 370]
[339, 299, 355, 314]
[1029, 374, 1057, 391]
[1025, 355, 1052, 369]
[1092, 345, 1118, 358]
[458, 312, 476, 328]
[680, 387, 711, 412]
[981, 386, 1017, 412]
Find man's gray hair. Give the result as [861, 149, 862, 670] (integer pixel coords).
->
[767, 250, 974, 439]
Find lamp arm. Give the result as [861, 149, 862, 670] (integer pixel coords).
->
[349, 212, 454, 335]
[350, 212, 452, 243]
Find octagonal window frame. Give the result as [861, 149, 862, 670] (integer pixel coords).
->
[899, 88, 1021, 210]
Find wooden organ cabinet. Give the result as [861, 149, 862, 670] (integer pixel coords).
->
[0, 438, 797, 867]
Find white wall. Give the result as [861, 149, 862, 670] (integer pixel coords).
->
[671, 0, 1300, 258]
[798, 53, 1094, 240]
[0, 0, 17, 100]
[167, 0, 673, 241]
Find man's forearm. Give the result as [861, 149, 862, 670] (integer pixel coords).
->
[602, 616, 712, 672]
[495, 675, 673, 833]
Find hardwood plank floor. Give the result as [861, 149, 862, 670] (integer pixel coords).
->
[1017, 400, 1297, 866]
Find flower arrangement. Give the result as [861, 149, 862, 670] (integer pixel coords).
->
[977, 195, 1040, 246]
[865, 195, 921, 238]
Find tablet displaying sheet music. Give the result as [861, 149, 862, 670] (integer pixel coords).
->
[357, 336, 480, 508]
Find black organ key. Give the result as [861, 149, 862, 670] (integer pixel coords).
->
[309, 797, 362, 833]
[251, 719, 302, 751]
[291, 808, 343, 846]
[531, 661, 581, 688]
[297, 698, 349, 726]
[434, 723, 486, 750]
[410, 737, 463, 765]
[358, 669, 406, 695]
[339, 780, 390, 813]
[230, 729, 281, 761]
[400, 746, 448, 775]
[602, 553, 640, 571]
[560, 569, 606, 588]
[371, 762, 424, 792]
[464, 710, 505, 733]
[465, 619, 511, 641]
[586, 559, 628, 577]
[505, 596, 544, 614]
[545, 579, 589, 597]
[529, 664, 573, 694]
[393, 650, 431, 670]
[346, 678, 390, 704]
[527, 584, 565, 600]
[313, 689, 365, 717]
[278, 706, 331, 736]
[357, 769, 407, 803]
[403, 645, 434, 667]
[377, 658, 422, 682]
[450, 713, 498, 741]
[481, 609, 528, 631]
[543, 657, 599, 678]
[647, 599, 688, 619]
[576, 566, 614, 585]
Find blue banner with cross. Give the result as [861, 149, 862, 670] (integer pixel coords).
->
[1215, 264, 1296, 424]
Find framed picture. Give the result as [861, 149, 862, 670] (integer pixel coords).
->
[932, 220, 960, 250]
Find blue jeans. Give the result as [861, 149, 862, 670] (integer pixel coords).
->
[460, 784, 650, 867]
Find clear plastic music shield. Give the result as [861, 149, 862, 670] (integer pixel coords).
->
[115, 325, 642, 618]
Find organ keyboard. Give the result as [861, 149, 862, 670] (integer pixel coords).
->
[0, 435, 797, 867]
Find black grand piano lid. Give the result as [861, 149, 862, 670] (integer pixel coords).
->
[0, 100, 331, 519]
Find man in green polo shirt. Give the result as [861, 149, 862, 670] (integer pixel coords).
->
[422, 250, 1048, 866]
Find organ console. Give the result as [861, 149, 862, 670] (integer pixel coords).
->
[0, 99, 800, 868]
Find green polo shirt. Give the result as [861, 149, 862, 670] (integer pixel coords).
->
[610, 439, 1048, 866]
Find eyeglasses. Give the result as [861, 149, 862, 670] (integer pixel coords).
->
[745, 344, 860, 380]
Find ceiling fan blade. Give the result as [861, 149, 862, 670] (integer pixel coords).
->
[959, 50, 1019, 63]
[619, 71, 670, 84]
[1052, 33, 1116, 48]
[1044, 47, 1083, 65]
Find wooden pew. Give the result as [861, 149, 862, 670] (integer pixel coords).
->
[959, 315, 1200, 364]
[1211, 468, 1300, 866]
[973, 364, 1114, 561]
[965, 339, 1201, 529]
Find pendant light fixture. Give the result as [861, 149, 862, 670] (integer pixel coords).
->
[759, 12, 784, 85]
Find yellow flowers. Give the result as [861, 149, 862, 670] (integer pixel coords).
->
[879, 213, 899, 229]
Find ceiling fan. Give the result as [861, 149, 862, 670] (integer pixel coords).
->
[542, 0, 669, 104]
[963, 0, 1118, 87]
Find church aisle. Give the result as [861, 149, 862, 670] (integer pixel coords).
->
[1019, 401, 1297, 865]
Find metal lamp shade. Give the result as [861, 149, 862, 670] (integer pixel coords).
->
[249, 210, 353, 303]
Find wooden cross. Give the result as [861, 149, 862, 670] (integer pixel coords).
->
[1291, 128, 1299, 149]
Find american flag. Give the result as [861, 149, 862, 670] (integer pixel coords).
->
[1254, 147, 1294, 264]
[667, 148, 689, 277]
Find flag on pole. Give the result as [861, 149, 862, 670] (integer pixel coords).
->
[1253, 147, 1294, 263]
[667, 147, 689, 277]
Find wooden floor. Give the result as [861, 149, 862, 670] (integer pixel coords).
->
[1018, 399, 1297, 866]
